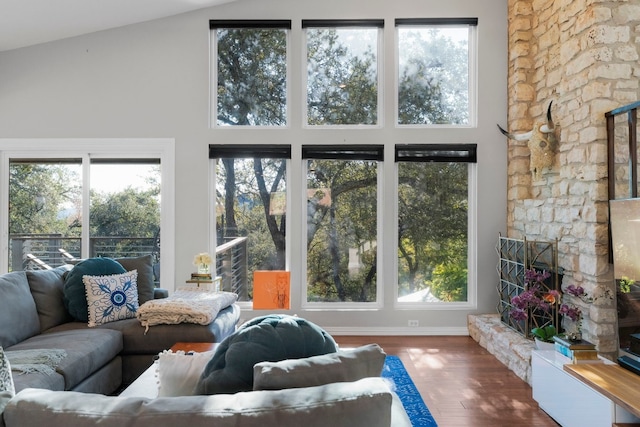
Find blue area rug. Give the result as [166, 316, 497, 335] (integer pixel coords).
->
[382, 355, 437, 427]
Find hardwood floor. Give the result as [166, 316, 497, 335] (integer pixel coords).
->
[333, 335, 559, 427]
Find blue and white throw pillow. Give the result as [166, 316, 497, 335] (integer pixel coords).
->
[83, 270, 139, 327]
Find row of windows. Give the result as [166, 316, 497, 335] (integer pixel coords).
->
[210, 18, 477, 127]
[211, 144, 476, 307]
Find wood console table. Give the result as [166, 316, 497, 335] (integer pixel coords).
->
[564, 363, 640, 422]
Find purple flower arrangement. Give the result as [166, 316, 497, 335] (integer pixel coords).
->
[510, 268, 598, 341]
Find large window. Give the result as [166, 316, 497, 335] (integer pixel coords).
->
[210, 145, 290, 301]
[208, 17, 480, 311]
[396, 18, 476, 126]
[303, 145, 383, 303]
[1, 140, 174, 288]
[396, 144, 476, 304]
[304, 20, 382, 126]
[211, 20, 290, 127]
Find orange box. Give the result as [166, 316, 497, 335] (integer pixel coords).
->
[253, 270, 290, 309]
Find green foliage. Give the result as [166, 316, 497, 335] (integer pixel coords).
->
[216, 28, 287, 126]
[215, 26, 470, 303]
[531, 325, 557, 343]
[307, 28, 378, 125]
[9, 163, 80, 236]
[90, 188, 160, 238]
[398, 28, 469, 125]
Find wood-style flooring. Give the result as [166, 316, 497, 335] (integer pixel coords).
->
[333, 335, 559, 427]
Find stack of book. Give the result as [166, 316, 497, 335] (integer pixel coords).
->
[183, 273, 221, 292]
[553, 335, 601, 363]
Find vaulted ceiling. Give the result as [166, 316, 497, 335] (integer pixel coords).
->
[0, 0, 236, 52]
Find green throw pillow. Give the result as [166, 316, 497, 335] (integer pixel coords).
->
[63, 257, 126, 322]
[195, 314, 338, 395]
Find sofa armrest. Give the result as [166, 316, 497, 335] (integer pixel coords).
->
[153, 288, 169, 299]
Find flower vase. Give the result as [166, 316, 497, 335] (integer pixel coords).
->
[534, 338, 555, 351]
[198, 264, 210, 275]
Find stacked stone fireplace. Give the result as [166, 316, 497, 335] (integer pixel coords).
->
[469, 0, 640, 380]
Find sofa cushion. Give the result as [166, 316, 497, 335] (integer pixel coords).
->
[253, 343, 386, 390]
[4, 377, 394, 427]
[63, 258, 126, 322]
[196, 314, 337, 395]
[26, 266, 73, 332]
[84, 270, 139, 327]
[9, 328, 122, 391]
[96, 303, 240, 355]
[0, 272, 40, 348]
[115, 255, 155, 305]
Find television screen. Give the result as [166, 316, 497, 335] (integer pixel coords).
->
[610, 198, 640, 355]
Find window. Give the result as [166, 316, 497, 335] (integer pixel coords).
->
[303, 145, 383, 303]
[208, 16, 482, 313]
[0, 139, 174, 289]
[396, 18, 477, 126]
[210, 145, 290, 301]
[304, 20, 382, 126]
[396, 144, 476, 303]
[8, 159, 82, 270]
[210, 20, 291, 127]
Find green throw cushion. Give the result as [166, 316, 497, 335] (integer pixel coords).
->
[115, 255, 155, 305]
[63, 258, 126, 322]
[195, 315, 338, 395]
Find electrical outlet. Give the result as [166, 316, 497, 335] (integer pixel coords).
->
[408, 320, 419, 327]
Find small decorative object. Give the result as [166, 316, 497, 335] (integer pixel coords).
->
[253, 271, 290, 309]
[193, 252, 212, 275]
[497, 101, 556, 180]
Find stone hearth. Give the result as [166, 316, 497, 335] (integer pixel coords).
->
[468, 313, 535, 384]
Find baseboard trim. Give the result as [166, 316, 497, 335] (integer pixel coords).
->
[323, 326, 469, 336]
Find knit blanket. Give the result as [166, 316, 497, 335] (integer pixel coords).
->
[7, 349, 67, 375]
[137, 289, 238, 332]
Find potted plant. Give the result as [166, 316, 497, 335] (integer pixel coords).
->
[510, 268, 613, 347]
[510, 269, 560, 349]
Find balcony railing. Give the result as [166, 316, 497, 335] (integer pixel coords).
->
[9, 234, 249, 300]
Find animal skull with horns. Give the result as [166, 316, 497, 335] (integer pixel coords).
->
[498, 101, 556, 180]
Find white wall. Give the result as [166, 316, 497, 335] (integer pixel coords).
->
[0, 0, 508, 335]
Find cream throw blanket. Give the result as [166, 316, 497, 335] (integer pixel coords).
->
[137, 289, 238, 332]
[7, 349, 67, 375]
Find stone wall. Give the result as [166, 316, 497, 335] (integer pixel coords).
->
[468, 314, 535, 384]
[505, 0, 640, 355]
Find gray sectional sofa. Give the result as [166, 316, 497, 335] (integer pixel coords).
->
[1, 344, 412, 427]
[0, 261, 240, 394]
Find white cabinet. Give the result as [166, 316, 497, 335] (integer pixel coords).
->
[531, 350, 640, 427]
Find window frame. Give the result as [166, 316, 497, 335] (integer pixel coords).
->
[395, 18, 478, 128]
[210, 20, 292, 129]
[394, 143, 478, 310]
[0, 139, 176, 291]
[209, 144, 292, 307]
[301, 144, 384, 309]
[302, 19, 385, 128]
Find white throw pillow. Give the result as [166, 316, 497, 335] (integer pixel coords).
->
[83, 270, 139, 327]
[157, 350, 215, 397]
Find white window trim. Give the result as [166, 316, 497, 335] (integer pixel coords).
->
[0, 138, 175, 291]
